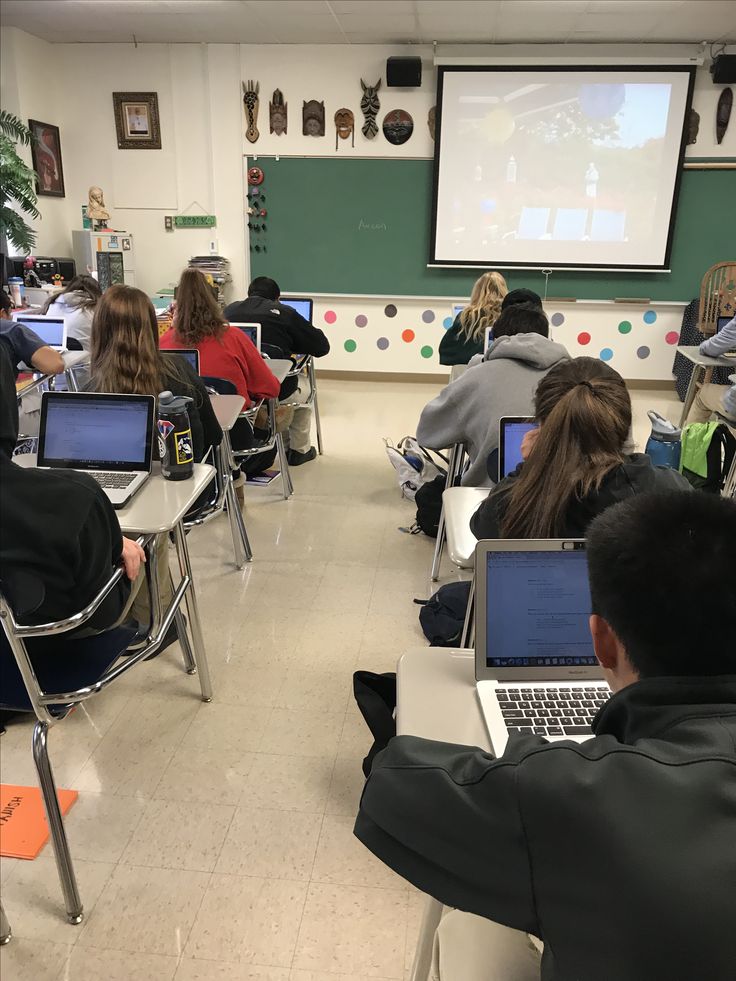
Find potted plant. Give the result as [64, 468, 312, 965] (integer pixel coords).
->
[0, 110, 40, 255]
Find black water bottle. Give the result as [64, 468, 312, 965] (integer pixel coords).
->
[157, 391, 194, 480]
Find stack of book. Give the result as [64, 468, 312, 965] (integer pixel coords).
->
[188, 255, 232, 306]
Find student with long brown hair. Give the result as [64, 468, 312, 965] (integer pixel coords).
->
[471, 357, 690, 540]
[42, 274, 102, 350]
[439, 270, 508, 366]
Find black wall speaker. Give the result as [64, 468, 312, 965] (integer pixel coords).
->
[711, 55, 736, 84]
[386, 56, 422, 88]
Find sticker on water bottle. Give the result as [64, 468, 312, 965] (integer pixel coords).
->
[157, 419, 175, 438]
[175, 428, 194, 464]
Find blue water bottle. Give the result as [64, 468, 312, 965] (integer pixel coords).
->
[645, 410, 681, 470]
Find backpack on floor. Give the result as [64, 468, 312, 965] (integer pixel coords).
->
[413, 474, 447, 537]
[384, 436, 446, 501]
[416, 581, 472, 647]
[352, 670, 397, 777]
[680, 422, 736, 493]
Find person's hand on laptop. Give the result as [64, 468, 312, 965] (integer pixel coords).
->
[121, 537, 146, 580]
[520, 427, 539, 460]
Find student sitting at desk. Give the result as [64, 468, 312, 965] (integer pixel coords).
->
[471, 357, 690, 539]
[0, 291, 64, 377]
[439, 271, 508, 366]
[356, 491, 736, 981]
[161, 268, 281, 478]
[418, 303, 568, 487]
[224, 276, 330, 466]
[41, 274, 102, 350]
[685, 313, 736, 423]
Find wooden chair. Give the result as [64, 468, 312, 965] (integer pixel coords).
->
[698, 261, 736, 337]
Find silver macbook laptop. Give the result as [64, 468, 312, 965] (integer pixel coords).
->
[230, 322, 261, 352]
[280, 296, 314, 322]
[474, 539, 610, 754]
[165, 348, 200, 374]
[38, 392, 155, 509]
[499, 416, 536, 478]
[14, 313, 68, 352]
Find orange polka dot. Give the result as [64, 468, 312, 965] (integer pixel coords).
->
[402, 329, 415, 343]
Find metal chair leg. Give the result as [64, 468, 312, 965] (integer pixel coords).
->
[227, 481, 253, 563]
[460, 573, 475, 649]
[0, 901, 11, 945]
[276, 432, 293, 499]
[32, 722, 83, 924]
[176, 608, 197, 674]
[408, 896, 444, 981]
[431, 508, 446, 582]
[679, 364, 702, 427]
[172, 522, 213, 702]
[308, 359, 324, 455]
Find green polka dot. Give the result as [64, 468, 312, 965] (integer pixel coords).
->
[420, 345, 434, 359]
[618, 320, 632, 334]
[344, 339, 357, 353]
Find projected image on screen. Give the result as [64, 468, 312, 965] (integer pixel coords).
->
[432, 67, 694, 270]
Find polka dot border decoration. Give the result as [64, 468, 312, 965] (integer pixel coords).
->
[577, 331, 591, 346]
[618, 320, 632, 334]
[384, 303, 397, 318]
[421, 310, 435, 324]
[420, 345, 434, 359]
[354, 314, 367, 328]
[550, 312, 565, 327]
[643, 310, 657, 324]
[442, 316, 454, 329]
[637, 346, 650, 359]
[665, 331, 679, 345]
[344, 339, 357, 353]
[402, 329, 415, 343]
[600, 347, 614, 362]
[324, 310, 337, 325]
[376, 337, 390, 350]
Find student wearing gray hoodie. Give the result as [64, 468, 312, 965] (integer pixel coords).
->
[417, 303, 569, 487]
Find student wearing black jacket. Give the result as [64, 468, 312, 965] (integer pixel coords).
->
[356, 491, 736, 981]
[224, 277, 330, 465]
[470, 357, 690, 540]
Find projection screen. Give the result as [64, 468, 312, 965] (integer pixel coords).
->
[431, 66, 695, 271]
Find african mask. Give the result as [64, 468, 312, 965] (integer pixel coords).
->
[360, 78, 381, 139]
[382, 109, 414, 146]
[270, 88, 287, 136]
[428, 106, 436, 141]
[302, 100, 325, 137]
[334, 108, 354, 150]
[242, 80, 260, 143]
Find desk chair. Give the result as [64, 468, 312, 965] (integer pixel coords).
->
[278, 354, 324, 455]
[0, 535, 211, 925]
[430, 443, 467, 581]
[441, 486, 488, 648]
[203, 376, 293, 500]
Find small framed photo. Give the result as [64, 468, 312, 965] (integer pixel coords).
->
[113, 92, 161, 149]
[28, 119, 65, 197]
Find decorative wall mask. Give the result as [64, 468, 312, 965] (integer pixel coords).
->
[248, 166, 264, 185]
[303, 100, 325, 137]
[334, 108, 355, 149]
[686, 108, 700, 145]
[360, 78, 381, 139]
[428, 106, 437, 141]
[269, 89, 287, 136]
[382, 109, 414, 146]
[716, 87, 733, 145]
[242, 80, 260, 143]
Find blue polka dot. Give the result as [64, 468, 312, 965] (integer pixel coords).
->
[376, 337, 390, 350]
[643, 310, 657, 324]
[443, 317, 454, 329]
[600, 348, 614, 362]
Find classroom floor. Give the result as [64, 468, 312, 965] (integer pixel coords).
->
[0, 377, 681, 981]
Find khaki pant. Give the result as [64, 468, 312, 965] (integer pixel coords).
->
[685, 383, 729, 425]
[431, 911, 542, 981]
[285, 375, 313, 454]
[129, 533, 175, 628]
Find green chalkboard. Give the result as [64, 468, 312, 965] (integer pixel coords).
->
[249, 157, 734, 301]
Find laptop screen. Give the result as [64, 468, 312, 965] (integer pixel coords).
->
[230, 323, 260, 350]
[280, 297, 313, 322]
[166, 349, 200, 373]
[716, 314, 733, 333]
[500, 419, 537, 478]
[39, 394, 154, 471]
[16, 316, 65, 347]
[485, 548, 596, 668]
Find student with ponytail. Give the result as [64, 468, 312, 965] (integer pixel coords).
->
[471, 357, 690, 540]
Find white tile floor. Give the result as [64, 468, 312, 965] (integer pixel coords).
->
[0, 377, 680, 980]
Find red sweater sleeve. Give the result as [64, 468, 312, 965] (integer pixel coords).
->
[232, 329, 281, 400]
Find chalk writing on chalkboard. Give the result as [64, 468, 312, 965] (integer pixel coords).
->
[358, 219, 387, 231]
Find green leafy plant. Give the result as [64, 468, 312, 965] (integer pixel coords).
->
[0, 110, 40, 254]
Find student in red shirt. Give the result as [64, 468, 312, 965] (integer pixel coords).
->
[161, 269, 281, 475]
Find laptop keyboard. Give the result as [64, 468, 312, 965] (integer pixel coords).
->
[496, 685, 610, 737]
[90, 472, 137, 490]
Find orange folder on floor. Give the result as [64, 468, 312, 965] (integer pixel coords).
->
[0, 784, 78, 860]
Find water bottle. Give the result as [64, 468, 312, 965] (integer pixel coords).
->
[8, 277, 24, 307]
[645, 410, 681, 470]
[157, 391, 194, 480]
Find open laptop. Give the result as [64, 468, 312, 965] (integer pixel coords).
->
[716, 314, 734, 333]
[452, 303, 465, 320]
[499, 416, 536, 478]
[230, 322, 261, 352]
[483, 326, 494, 354]
[280, 296, 314, 323]
[165, 348, 200, 374]
[14, 313, 68, 352]
[38, 392, 155, 509]
[474, 539, 610, 755]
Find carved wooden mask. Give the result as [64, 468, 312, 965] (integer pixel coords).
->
[269, 88, 287, 136]
[360, 78, 381, 139]
[303, 100, 325, 137]
[242, 80, 260, 143]
[334, 108, 354, 149]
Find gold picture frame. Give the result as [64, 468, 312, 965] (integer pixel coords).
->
[113, 92, 161, 149]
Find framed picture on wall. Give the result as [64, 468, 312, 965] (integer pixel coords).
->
[112, 91, 161, 149]
[28, 119, 65, 197]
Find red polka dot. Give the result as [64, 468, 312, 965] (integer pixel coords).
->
[324, 310, 337, 324]
[402, 329, 415, 343]
[665, 331, 679, 345]
[577, 332, 591, 345]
